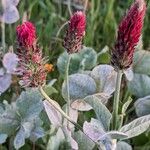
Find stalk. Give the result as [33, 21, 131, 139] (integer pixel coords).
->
[40, 86, 75, 125]
[112, 70, 123, 130]
[67, 0, 72, 16]
[118, 114, 124, 130]
[39, 87, 98, 146]
[65, 55, 71, 127]
[1, 22, 6, 52]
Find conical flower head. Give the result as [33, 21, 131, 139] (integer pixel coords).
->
[63, 11, 86, 54]
[111, 0, 146, 70]
[16, 21, 36, 47]
[16, 21, 49, 87]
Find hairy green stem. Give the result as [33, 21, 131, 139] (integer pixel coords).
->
[56, 21, 69, 38]
[67, 0, 72, 16]
[66, 55, 71, 128]
[1, 22, 5, 52]
[118, 114, 124, 130]
[112, 70, 123, 130]
[39, 87, 98, 146]
[40, 87, 75, 125]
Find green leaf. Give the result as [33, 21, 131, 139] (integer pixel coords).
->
[0, 89, 45, 149]
[62, 74, 96, 101]
[123, 68, 134, 81]
[71, 99, 92, 111]
[22, 121, 34, 138]
[122, 97, 132, 115]
[14, 127, 26, 150]
[128, 74, 150, 98]
[83, 118, 105, 141]
[62, 127, 78, 150]
[30, 127, 45, 142]
[0, 134, 7, 144]
[29, 118, 45, 142]
[16, 88, 43, 120]
[47, 128, 65, 150]
[57, 47, 97, 77]
[0, 105, 4, 113]
[71, 93, 110, 111]
[0, 73, 12, 94]
[134, 95, 150, 117]
[74, 131, 95, 150]
[43, 100, 62, 127]
[99, 131, 128, 140]
[91, 65, 117, 95]
[116, 141, 132, 150]
[83, 118, 112, 149]
[0, 101, 19, 135]
[133, 50, 150, 75]
[120, 114, 150, 139]
[85, 95, 112, 130]
[79, 47, 97, 70]
[57, 51, 80, 76]
[43, 84, 58, 96]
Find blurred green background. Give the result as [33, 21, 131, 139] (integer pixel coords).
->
[4, 0, 150, 53]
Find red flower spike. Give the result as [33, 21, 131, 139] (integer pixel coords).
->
[63, 11, 86, 54]
[16, 21, 36, 47]
[16, 21, 48, 88]
[111, 0, 146, 70]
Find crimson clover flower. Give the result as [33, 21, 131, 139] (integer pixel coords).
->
[63, 11, 86, 54]
[16, 21, 50, 87]
[111, 0, 146, 70]
[16, 21, 36, 47]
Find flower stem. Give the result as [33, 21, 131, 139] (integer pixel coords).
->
[112, 69, 123, 130]
[66, 55, 71, 128]
[56, 21, 69, 38]
[67, 0, 72, 16]
[40, 87, 74, 125]
[1, 22, 6, 52]
[39, 87, 98, 146]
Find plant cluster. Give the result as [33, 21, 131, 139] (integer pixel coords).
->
[0, 0, 150, 150]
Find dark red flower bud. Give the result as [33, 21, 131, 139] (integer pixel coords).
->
[111, 0, 146, 70]
[16, 21, 36, 47]
[63, 11, 86, 54]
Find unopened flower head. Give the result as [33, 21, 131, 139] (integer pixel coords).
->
[63, 11, 86, 54]
[16, 21, 49, 87]
[111, 0, 146, 70]
[16, 21, 36, 47]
